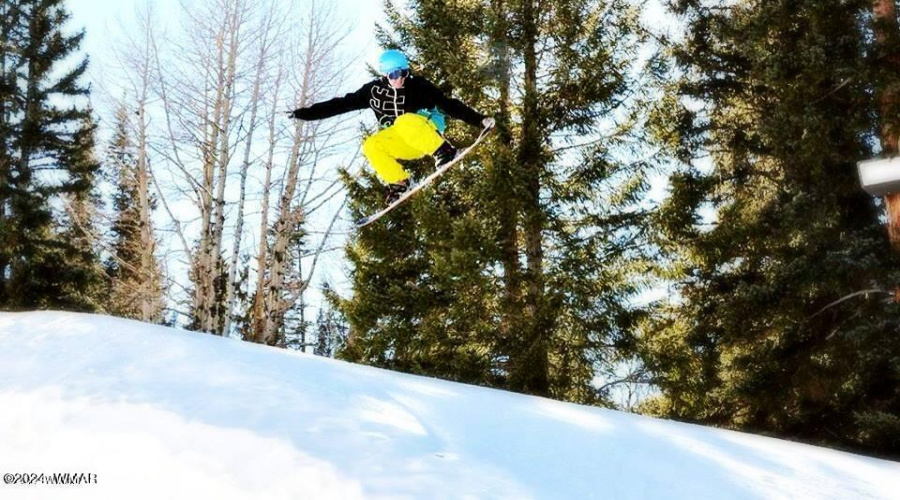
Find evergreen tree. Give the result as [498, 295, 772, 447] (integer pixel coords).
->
[335, 0, 652, 404]
[640, 0, 900, 456]
[55, 113, 107, 312]
[0, 0, 103, 311]
[105, 105, 166, 322]
[282, 226, 312, 349]
[0, 1, 20, 306]
[314, 303, 349, 358]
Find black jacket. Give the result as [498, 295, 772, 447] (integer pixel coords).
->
[292, 75, 485, 129]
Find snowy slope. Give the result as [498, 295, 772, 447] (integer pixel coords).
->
[0, 312, 898, 500]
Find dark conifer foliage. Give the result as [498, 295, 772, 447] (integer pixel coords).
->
[313, 301, 349, 358]
[105, 105, 166, 322]
[640, 0, 900, 456]
[56, 113, 106, 312]
[335, 0, 653, 405]
[0, 0, 104, 311]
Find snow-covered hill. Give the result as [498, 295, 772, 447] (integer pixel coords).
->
[1, 312, 897, 499]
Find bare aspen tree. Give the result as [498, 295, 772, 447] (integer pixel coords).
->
[222, 0, 288, 335]
[101, 0, 355, 340]
[247, 1, 353, 346]
[103, 2, 166, 323]
[199, 0, 248, 333]
[152, 0, 257, 333]
[248, 60, 285, 343]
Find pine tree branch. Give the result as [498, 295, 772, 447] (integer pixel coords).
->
[298, 195, 348, 297]
[810, 289, 893, 319]
[148, 161, 192, 259]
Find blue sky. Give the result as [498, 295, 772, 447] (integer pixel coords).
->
[67, 0, 386, 92]
[63, 0, 386, 325]
[61, 0, 674, 328]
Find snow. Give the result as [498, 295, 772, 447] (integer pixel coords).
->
[1, 312, 898, 499]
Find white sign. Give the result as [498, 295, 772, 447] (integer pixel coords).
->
[858, 156, 900, 195]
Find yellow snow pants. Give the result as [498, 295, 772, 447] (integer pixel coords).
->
[362, 113, 445, 184]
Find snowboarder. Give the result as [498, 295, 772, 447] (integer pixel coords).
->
[287, 49, 495, 204]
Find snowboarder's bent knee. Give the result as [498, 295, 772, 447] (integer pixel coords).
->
[287, 49, 494, 204]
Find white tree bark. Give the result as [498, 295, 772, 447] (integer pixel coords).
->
[223, 1, 286, 336]
[103, 0, 356, 344]
[251, 0, 353, 346]
[104, 1, 167, 323]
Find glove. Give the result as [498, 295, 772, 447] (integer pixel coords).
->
[482, 116, 496, 129]
[286, 108, 309, 120]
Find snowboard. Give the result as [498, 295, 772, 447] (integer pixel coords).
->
[355, 125, 493, 228]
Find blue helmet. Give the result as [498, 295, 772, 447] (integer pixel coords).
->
[378, 49, 409, 74]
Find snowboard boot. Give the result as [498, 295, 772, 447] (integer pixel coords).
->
[433, 141, 459, 167]
[384, 178, 410, 205]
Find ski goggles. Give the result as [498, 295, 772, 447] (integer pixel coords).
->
[386, 68, 409, 80]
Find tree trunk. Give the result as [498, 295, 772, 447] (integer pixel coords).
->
[225, 3, 280, 337]
[192, 55, 219, 332]
[208, 4, 245, 334]
[224, 44, 261, 337]
[510, 0, 550, 396]
[136, 97, 156, 322]
[0, 2, 11, 301]
[491, 0, 522, 362]
[135, 16, 160, 323]
[874, 0, 900, 252]
[191, 0, 247, 334]
[255, 12, 315, 347]
[249, 62, 285, 343]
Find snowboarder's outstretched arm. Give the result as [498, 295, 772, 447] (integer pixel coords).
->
[288, 83, 371, 121]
